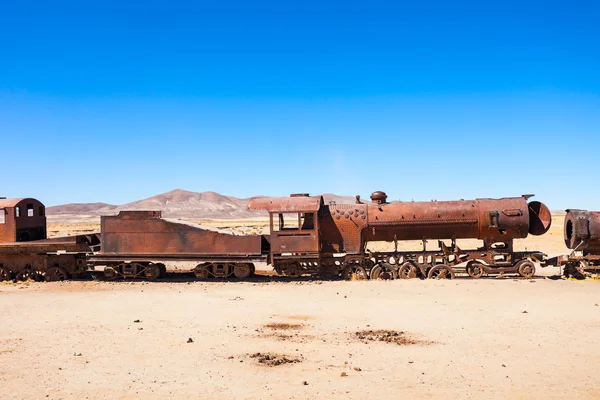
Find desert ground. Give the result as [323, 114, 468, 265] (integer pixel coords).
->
[2, 215, 600, 399]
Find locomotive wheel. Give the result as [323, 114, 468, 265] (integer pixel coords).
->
[563, 262, 585, 279]
[370, 265, 383, 280]
[516, 260, 536, 279]
[16, 269, 44, 282]
[466, 262, 484, 279]
[342, 264, 368, 281]
[427, 264, 455, 280]
[370, 264, 395, 280]
[398, 262, 419, 279]
[45, 267, 68, 282]
[194, 264, 209, 280]
[0, 266, 11, 282]
[233, 263, 252, 280]
[144, 264, 161, 280]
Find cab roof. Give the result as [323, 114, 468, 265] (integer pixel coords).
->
[248, 195, 323, 212]
[0, 198, 43, 208]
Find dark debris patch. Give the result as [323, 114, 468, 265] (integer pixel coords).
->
[249, 352, 302, 367]
[263, 323, 304, 330]
[354, 330, 428, 345]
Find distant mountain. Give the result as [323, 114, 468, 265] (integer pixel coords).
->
[47, 189, 357, 220]
[46, 202, 118, 216]
[115, 189, 263, 219]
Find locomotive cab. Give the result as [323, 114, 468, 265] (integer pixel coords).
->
[248, 194, 323, 275]
[270, 210, 319, 253]
[0, 198, 47, 243]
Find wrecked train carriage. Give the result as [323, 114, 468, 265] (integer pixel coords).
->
[545, 210, 600, 278]
[0, 198, 99, 281]
[249, 191, 552, 279]
[88, 211, 268, 280]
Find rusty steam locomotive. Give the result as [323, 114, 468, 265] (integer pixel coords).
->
[547, 209, 600, 278]
[0, 191, 561, 281]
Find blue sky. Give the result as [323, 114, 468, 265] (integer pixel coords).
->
[1, 1, 599, 209]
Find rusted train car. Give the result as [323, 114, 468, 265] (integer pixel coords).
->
[546, 210, 600, 278]
[88, 211, 267, 280]
[0, 198, 99, 281]
[249, 191, 552, 279]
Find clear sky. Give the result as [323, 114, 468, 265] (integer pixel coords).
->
[1, 1, 599, 209]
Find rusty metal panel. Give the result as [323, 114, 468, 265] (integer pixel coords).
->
[269, 232, 319, 254]
[321, 203, 368, 254]
[100, 211, 262, 256]
[248, 196, 323, 212]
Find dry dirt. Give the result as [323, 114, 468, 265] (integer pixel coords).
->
[2, 279, 600, 399]
[3, 214, 599, 399]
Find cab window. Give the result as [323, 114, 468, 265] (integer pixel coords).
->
[272, 212, 315, 231]
[0, 209, 5, 224]
[273, 213, 300, 232]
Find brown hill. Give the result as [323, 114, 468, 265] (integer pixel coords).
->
[47, 189, 356, 220]
[114, 189, 262, 219]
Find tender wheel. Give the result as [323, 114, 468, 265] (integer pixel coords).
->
[45, 267, 68, 282]
[467, 262, 484, 279]
[144, 264, 161, 280]
[16, 269, 44, 282]
[233, 263, 252, 279]
[0, 266, 11, 282]
[154, 263, 167, 278]
[103, 266, 119, 280]
[194, 264, 209, 280]
[342, 264, 368, 280]
[427, 264, 455, 280]
[516, 260, 536, 279]
[398, 262, 419, 279]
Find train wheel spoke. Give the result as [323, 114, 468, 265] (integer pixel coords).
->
[342, 264, 367, 281]
[45, 267, 67, 282]
[516, 260, 536, 279]
[427, 265, 455, 280]
[467, 262, 484, 279]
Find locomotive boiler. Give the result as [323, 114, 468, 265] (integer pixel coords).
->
[249, 191, 552, 279]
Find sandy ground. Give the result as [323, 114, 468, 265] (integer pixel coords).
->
[4, 214, 598, 399]
[1, 279, 600, 400]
